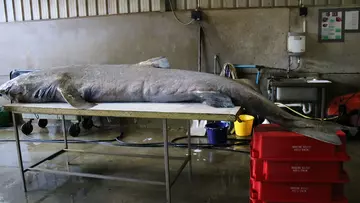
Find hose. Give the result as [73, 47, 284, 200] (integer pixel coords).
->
[167, 0, 195, 26]
[274, 102, 338, 121]
[302, 103, 312, 115]
[0, 138, 116, 143]
[169, 136, 251, 153]
[220, 63, 238, 79]
[115, 135, 250, 153]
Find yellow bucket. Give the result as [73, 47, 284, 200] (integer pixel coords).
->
[234, 114, 254, 137]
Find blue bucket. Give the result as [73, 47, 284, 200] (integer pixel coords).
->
[205, 122, 228, 145]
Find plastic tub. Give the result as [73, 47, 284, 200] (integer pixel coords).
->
[251, 124, 348, 161]
[250, 176, 348, 203]
[250, 157, 348, 182]
[250, 196, 348, 203]
[205, 122, 228, 144]
[234, 114, 254, 136]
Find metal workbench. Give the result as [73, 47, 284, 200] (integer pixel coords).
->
[3, 102, 241, 203]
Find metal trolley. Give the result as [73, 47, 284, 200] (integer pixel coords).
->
[10, 70, 94, 137]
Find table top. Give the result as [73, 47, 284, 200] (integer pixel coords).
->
[3, 102, 241, 121]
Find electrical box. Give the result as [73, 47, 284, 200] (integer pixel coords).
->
[287, 32, 306, 56]
[191, 9, 202, 21]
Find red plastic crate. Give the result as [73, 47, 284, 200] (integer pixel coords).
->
[251, 124, 349, 161]
[250, 176, 348, 203]
[250, 157, 348, 182]
[250, 196, 348, 203]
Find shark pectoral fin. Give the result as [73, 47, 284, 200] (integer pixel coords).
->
[289, 127, 342, 145]
[57, 74, 96, 109]
[58, 85, 96, 109]
[193, 91, 235, 108]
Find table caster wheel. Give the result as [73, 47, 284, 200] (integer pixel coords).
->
[21, 121, 33, 135]
[69, 123, 80, 137]
[38, 119, 48, 128]
[82, 117, 93, 130]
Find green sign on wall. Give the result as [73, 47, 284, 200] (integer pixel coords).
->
[319, 7, 360, 42]
[318, 8, 345, 42]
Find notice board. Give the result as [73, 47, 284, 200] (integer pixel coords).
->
[319, 8, 360, 43]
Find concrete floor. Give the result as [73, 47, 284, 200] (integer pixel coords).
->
[0, 120, 359, 203]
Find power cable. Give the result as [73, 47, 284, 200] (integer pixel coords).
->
[167, 0, 195, 26]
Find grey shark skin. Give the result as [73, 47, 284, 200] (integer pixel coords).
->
[0, 58, 352, 145]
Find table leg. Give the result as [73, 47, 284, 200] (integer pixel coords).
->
[163, 119, 171, 203]
[61, 115, 70, 167]
[314, 103, 319, 118]
[61, 115, 68, 149]
[321, 88, 326, 119]
[187, 120, 192, 181]
[12, 112, 27, 192]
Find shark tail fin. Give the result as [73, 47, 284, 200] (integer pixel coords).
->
[289, 127, 342, 145]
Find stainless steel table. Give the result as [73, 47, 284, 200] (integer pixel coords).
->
[4, 102, 241, 203]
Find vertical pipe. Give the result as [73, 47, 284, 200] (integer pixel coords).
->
[163, 119, 171, 203]
[213, 55, 218, 74]
[61, 115, 68, 149]
[12, 112, 27, 192]
[187, 120, 192, 181]
[287, 56, 291, 77]
[197, 25, 202, 72]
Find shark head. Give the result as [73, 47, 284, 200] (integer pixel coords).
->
[0, 77, 26, 102]
[0, 71, 54, 103]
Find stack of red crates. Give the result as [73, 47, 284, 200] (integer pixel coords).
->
[250, 124, 350, 203]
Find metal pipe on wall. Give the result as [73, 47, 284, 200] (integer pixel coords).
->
[213, 55, 218, 74]
[302, 17, 307, 33]
[197, 24, 202, 72]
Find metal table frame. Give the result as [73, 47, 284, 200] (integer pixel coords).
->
[5, 103, 240, 203]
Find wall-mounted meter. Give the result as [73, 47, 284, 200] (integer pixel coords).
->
[287, 32, 306, 56]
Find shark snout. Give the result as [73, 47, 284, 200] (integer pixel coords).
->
[0, 81, 15, 98]
[0, 83, 10, 95]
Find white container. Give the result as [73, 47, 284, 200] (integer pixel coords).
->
[287, 32, 306, 56]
